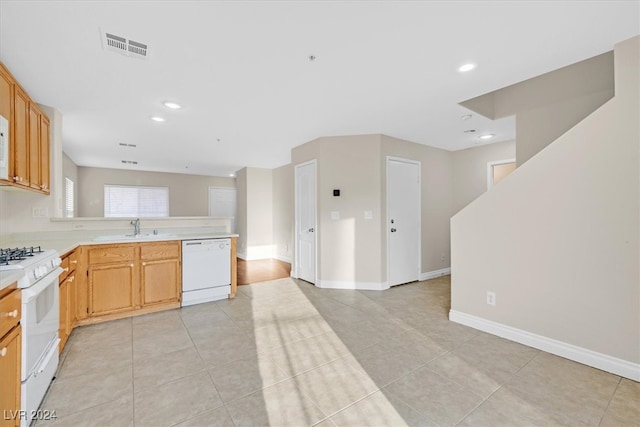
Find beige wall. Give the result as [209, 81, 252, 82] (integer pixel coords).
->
[516, 89, 615, 164]
[272, 163, 293, 262]
[292, 135, 384, 287]
[452, 140, 516, 213]
[235, 168, 248, 257]
[235, 167, 274, 260]
[77, 167, 235, 217]
[62, 152, 78, 216]
[450, 37, 639, 377]
[461, 51, 614, 165]
[290, 134, 457, 287]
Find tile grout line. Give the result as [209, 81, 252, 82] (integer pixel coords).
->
[452, 346, 543, 426]
[596, 376, 623, 427]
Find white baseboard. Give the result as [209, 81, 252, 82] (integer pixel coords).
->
[318, 280, 390, 291]
[420, 267, 451, 281]
[449, 310, 640, 381]
[274, 255, 292, 264]
[237, 252, 247, 260]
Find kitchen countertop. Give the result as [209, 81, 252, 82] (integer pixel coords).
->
[0, 231, 239, 290]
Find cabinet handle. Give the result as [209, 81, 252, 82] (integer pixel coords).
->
[130, 264, 134, 268]
[68, 276, 74, 283]
[70, 260, 78, 264]
[0, 347, 6, 357]
[63, 267, 69, 272]
[142, 262, 146, 266]
[6, 309, 18, 318]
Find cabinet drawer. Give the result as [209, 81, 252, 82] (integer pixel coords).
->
[88, 245, 135, 265]
[59, 256, 70, 281]
[0, 289, 20, 339]
[140, 242, 180, 261]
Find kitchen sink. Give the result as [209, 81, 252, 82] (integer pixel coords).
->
[93, 233, 178, 242]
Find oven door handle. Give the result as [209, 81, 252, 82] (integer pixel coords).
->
[21, 267, 63, 304]
[34, 338, 60, 377]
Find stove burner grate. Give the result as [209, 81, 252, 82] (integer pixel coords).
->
[0, 246, 44, 265]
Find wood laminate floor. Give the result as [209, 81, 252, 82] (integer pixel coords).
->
[237, 258, 291, 286]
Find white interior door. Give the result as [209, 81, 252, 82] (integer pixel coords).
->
[387, 158, 421, 286]
[295, 161, 317, 284]
[209, 187, 237, 233]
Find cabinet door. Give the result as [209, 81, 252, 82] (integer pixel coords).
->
[141, 258, 181, 306]
[0, 65, 10, 121]
[12, 86, 29, 187]
[88, 263, 136, 316]
[68, 273, 77, 329]
[28, 103, 40, 190]
[39, 115, 50, 193]
[58, 278, 69, 353]
[0, 325, 21, 427]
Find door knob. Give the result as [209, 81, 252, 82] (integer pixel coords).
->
[308, 228, 314, 232]
[391, 228, 397, 232]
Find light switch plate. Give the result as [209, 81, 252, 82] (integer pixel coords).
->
[364, 210, 373, 220]
[331, 211, 340, 220]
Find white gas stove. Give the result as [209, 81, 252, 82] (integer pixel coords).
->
[1, 246, 61, 426]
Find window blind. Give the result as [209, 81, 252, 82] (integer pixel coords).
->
[104, 185, 169, 217]
[64, 177, 74, 218]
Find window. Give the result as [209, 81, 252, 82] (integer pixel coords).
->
[487, 159, 516, 190]
[64, 177, 74, 218]
[104, 185, 169, 217]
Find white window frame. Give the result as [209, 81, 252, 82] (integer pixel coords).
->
[487, 158, 516, 190]
[104, 184, 170, 218]
[64, 177, 74, 218]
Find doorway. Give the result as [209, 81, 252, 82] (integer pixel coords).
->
[208, 187, 237, 233]
[487, 159, 516, 189]
[294, 160, 317, 284]
[387, 157, 421, 287]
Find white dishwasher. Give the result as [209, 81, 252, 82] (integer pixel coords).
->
[182, 238, 231, 306]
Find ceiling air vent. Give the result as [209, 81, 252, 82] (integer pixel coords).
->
[118, 143, 137, 148]
[102, 31, 149, 59]
[121, 160, 138, 165]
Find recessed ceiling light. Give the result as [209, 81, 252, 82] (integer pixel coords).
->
[309, 55, 316, 61]
[150, 116, 166, 122]
[458, 63, 476, 73]
[163, 101, 182, 109]
[479, 134, 495, 140]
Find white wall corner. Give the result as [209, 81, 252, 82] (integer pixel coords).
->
[449, 310, 640, 382]
[274, 254, 292, 264]
[420, 267, 451, 281]
[236, 252, 247, 260]
[318, 280, 390, 291]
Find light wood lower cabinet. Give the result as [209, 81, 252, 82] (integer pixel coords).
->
[0, 284, 21, 427]
[59, 248, 80, 353]
[84, 241, 181, 321]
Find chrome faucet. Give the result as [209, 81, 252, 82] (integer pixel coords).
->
[131, 218, 141, 236]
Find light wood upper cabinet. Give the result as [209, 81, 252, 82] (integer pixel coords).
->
[39, 115, 50, 193]
[0, 61, 50, 194]
[12, 86, 29, 188]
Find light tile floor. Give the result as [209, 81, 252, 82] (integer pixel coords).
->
[38, 276, 639, 426]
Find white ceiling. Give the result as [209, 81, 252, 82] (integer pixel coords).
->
[1, 1, 638, 177]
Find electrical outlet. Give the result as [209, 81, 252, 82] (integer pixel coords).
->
[486, 291, 496, 306]
[31, 207, 48, 217]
